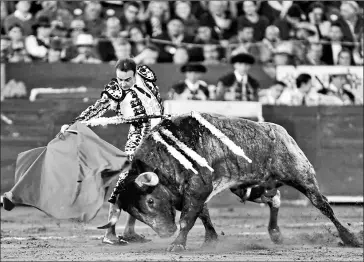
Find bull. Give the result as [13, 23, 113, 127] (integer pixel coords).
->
[98, 112, 362, 251]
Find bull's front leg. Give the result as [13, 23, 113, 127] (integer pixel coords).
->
[198, 204, 218, 248]
[122, 214, 151, 243]
[167, 197, 205, 252]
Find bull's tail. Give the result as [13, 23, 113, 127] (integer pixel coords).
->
[97, 207, 121, 229]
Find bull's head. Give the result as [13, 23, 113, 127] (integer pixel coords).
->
[99, 160, 178, 238]
[122, 171, 177, 238]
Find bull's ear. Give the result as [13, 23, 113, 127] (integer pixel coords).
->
[135, 172, 159, 188]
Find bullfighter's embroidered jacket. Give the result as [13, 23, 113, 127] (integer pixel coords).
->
[70, 65, 164, 155]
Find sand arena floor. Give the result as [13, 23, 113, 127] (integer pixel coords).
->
[1, 202, 363, 261]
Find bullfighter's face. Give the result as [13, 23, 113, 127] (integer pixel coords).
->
[116, 69, 136, 90]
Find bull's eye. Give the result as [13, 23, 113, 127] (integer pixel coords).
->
[147, 198, 154, 205]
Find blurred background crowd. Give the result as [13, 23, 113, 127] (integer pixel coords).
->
[0, 0, 363, 106]
[1, 0, 363, 65]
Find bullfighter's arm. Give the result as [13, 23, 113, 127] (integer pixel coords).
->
[70, 94, 111, 124]
[65, 79, 124, 129]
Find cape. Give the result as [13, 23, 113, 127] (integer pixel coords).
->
[4, 122, 130, 222]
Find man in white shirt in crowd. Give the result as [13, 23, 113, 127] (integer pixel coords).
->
[318, 72, 357, 105]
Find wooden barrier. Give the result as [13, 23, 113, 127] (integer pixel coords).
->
[1, 98, 362, 200]
[4, 63, 275, 99]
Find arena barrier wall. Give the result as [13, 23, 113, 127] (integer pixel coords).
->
[4, 62, 275, 100]
[1, 97, 362, 201]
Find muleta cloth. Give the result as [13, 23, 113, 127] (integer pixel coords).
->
[3, 122, 130, 222]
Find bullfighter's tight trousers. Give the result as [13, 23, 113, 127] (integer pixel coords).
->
[108, 121, 151, 204]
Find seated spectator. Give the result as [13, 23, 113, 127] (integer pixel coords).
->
[293, 22, 318, 64]
[274, 4, 304, 40]
[25, 16, 52, 61]
[307, 2, 331, 39]
[229, 25, 254, 45]
[317, 73, 356, 105]
[322, 21, 354, 65]
[71, 33, 101, 64]
[259, 1, 293, 24]
[229, 25, 260, 61]
[202, 44, 222, 65]
[119, 2, 146, 35]
[172, 46, 189, 64]
[261, 25, 281, 52]
[50, 20, 69, 38]
[7, 24, 31, 63]
[258, 80, 287, 105]
[155, 17, 194, 63]
[237, 0, 269, 42]
[97, 16, 122, 62]
[293, 74, 319, 106]
[337, 48, 356, 66]
[353, 32, 363, 65]
[62, 18, 87, 61]
[113, 39, 132, 61]
[199, 1, 238, 40]
[189, 22, 220, 62]
[276, 74, 319, 106]
[69, 18, 87, 39]
[0, 35, 11, 62]
[339, 1, 364, 43]
[304, 43, 326, 65]
[216, 53, 259, 101]
[4, 0, 35, 36]
[194, 21, 220, 45]
[47, 37, 64, 63]
[169, 63, 210, 100]
[134, 44, 160, 65]
[101, 1, 124, 18]
[129, 25, 148, 57]
[144, 1, 169, 37]
[82, 1, 105, 38]
[272, 42, 295, 66]
[173, 1, 199, 36]
[35, 0, 73, 29]
[295, 22, 319, 43]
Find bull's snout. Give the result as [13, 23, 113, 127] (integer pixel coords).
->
[157, 224, 178, 238]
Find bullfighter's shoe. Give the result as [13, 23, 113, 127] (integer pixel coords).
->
[102, 236, 129, 246]
[2, 192, 15, 211]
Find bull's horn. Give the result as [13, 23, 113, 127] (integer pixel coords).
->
[135, 172, 159, 187]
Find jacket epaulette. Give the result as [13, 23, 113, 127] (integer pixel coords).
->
[137, 65, 157, 82]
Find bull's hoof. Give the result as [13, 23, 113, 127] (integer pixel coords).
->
[102, 236, 128, 246]
[201, 237, 219, 249]
[339, 230, 362, 248]
[269, 228, 283, 244]
[167, 244, 186, 252]
[121, 233, 151, 243]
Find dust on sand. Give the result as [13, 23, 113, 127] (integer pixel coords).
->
[1, 203, 363, 261]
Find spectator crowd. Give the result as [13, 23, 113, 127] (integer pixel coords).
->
[0, 0, 363, 106]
